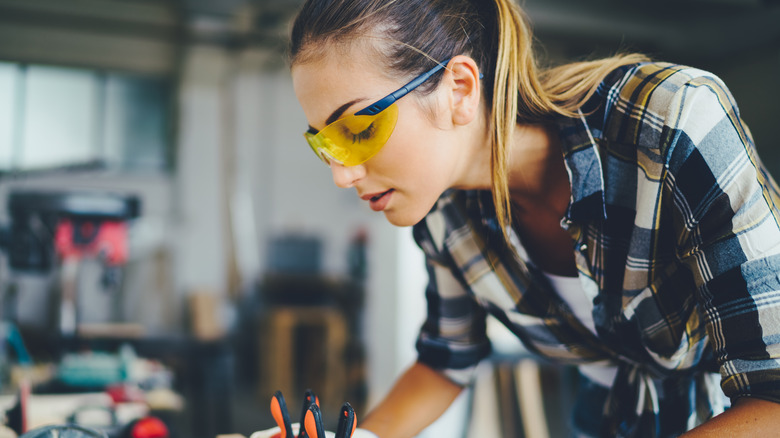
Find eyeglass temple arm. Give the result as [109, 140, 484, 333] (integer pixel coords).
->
[354, 59, 452, 116]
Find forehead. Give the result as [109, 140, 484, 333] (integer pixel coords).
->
[291, 44, 396, 127]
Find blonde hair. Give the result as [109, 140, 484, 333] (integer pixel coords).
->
[291, 0, 649, 241]
[488, 0, 648, 240]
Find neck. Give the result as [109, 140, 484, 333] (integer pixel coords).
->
[448, 116, 571, 218]
[507, 123, 570, 216]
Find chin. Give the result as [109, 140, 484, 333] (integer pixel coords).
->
[383, 209, 427, 227]
[382, 194, 442, 227]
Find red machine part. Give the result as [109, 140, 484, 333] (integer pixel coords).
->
[127, 416, 169, 438]
[106, 383, 146, 404]
[54, 219, 129, 265]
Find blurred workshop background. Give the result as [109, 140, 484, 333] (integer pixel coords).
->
[0, 0, 777, 437]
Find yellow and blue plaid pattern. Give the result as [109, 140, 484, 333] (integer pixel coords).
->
[412, 62, 780, 437]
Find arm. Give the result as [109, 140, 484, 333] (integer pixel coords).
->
[361, 208, 490, 437]
[681, 398, 780, 437]
[665, 75, 780, 432]
[359, 362, 464, 438]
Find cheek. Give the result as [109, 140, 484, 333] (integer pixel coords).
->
[381, 105, 448, 173]
[379, 127, 455, 224]
[379, 124, 440, 182]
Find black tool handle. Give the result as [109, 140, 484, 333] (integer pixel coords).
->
[335, 402, 356, 438]
[298, 389, 318, 438]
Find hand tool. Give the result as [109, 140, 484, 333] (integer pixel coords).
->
[303, 404, 326, 438]
[270, 391, 294, 438]
[297, 389, 319, 438]
[335, 402, 357, 438]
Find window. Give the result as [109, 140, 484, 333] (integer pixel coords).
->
[103, 73, 171, 170]
[0, 63, 16, 168]
[0, 62, 172, 172]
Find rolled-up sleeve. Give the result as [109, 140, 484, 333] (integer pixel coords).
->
[666, 75, 780, 403]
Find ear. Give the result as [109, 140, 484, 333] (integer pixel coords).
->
[444, 55, 482, 126]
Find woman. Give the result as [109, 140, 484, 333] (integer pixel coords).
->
[289, 0, 780, 436]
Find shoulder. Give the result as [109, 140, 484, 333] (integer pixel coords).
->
[590, 62, 730, 121]
[612, 65, 759, 216]
[596, 62, 741, 155]
[604, 62, 730, 110]
[605, 62, 736, 128]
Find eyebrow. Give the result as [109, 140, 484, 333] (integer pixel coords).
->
[307, 98, 367, 134]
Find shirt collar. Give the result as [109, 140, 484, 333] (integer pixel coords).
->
[466, 109, 608, 231]
[555, 110, 608, 226]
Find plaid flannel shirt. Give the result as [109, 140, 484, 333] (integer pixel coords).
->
[412, 62, 780, 437]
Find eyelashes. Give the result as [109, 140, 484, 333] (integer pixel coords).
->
[352, 123, 376, 143]
[338, 122, 376, 144]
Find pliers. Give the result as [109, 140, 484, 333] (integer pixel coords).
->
[270, 389, 323, 438]
[304, 402, 356, 438]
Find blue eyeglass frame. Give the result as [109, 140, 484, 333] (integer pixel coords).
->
[351, 58, 453, 117]
[306, 58, 483, 136]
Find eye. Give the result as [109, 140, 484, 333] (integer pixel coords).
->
[348, 122, 376, 143]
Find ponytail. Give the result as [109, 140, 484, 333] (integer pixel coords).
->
[490, 0, 535, 242]
[489, 0, 647, 241]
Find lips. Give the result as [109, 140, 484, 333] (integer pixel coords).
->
[361, 189, 394, 212]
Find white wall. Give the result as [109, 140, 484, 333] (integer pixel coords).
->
[174, 45, 230, 298]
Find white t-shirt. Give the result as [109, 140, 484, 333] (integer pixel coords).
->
[542, 271, 618, 388]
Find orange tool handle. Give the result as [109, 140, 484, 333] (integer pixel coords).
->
[303, 404, 326, 438]
[270, 391, 294, 438]
[298, 389, 319, 438]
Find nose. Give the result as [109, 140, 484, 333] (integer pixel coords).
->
[330, 161, 366, 188]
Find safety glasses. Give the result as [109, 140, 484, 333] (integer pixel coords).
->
[304, 59, 451, 166]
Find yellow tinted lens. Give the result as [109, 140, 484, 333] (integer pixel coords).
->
[304, 132, 338, 165]
[304, 103, 399, 166]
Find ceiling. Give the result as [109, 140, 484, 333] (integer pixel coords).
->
[0, 0, 777, 71]
[180, 0, 780, 63]
[523, 0, 780, 63]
